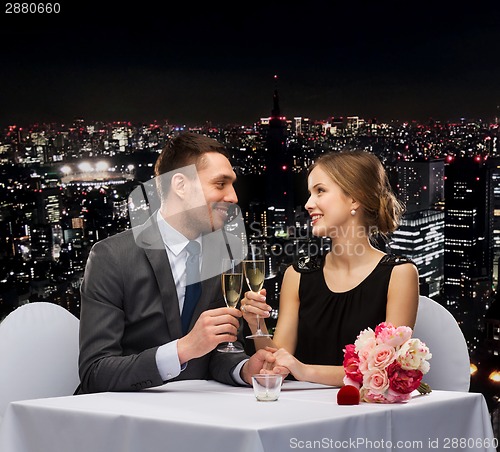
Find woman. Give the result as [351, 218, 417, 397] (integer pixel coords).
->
[241, 150, 419, 386]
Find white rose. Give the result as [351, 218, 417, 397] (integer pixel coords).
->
[354, 328, 376, 354]
[397, 339, 432, 372]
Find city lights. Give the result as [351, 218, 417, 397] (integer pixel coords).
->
[78, 162, 93, 172]
[489, 371, 500, 383]
[95, 161, 110, 172]
[1, 113, 500, 431]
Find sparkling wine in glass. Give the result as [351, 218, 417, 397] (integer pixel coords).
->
[217, 259, 244, 353]
[244, 243, 272, 339]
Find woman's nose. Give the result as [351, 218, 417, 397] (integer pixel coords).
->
[305, 195, 314, 211]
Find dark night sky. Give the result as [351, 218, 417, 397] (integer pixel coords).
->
[1, 1, 500, 127]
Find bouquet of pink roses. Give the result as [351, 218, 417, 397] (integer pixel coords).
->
[343, 322, 432, 403]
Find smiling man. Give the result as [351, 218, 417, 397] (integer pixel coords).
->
[77, 132, 277, 394]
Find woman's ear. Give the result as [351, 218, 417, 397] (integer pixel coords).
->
[350, 198, 360, 210]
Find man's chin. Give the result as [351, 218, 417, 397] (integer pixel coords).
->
[209, 216, 226, 232]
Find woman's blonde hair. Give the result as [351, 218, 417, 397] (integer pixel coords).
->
[308, 150, 404, 236]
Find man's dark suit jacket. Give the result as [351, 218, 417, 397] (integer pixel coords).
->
[77, 213, 248, 394]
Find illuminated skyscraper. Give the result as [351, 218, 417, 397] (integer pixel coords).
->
[490, 157, 500, 286]
[35, 187, 61, 224]
[392, 159, 446, 297]
[30, 225, 52, 261]
[391, 209, 444, 297]
[263, 78, 294, 227]
[444, 156, 493, 303]
[396, 159, 445, 213]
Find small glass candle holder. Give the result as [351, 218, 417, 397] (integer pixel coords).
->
[252, 374, 283, 401]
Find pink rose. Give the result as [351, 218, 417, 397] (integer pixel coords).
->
[357, 338, 376, 369]
[360, 388, 389, 403]
[392, 326, 413, 347]
[367, 343, 396, 371]
[385, 388, 411, 403]
[374, 322, 393, 337]
[362, 368, 389, 393]
[376, 323, 412, 348]
[343, 344, 363, 384]
[387, 362, 423, 394]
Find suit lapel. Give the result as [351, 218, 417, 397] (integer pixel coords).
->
[139, 214, 183, 339]
[137, 215, 231, 336]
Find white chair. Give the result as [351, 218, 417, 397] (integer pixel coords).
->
[0, 302, 80, 420]
[413, 295, 470, 392]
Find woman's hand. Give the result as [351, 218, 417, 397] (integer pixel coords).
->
[270, 348, 307, 381]
[242, 347, 290, 383]
[240, 288, 271, 328]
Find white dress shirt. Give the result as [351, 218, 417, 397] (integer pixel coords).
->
[154, 211, 247, 383]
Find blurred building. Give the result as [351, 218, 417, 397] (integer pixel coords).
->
[444, 156, 493, 302]
[396, 159, 445, 213]
[444, 156, 494, 351]
[390, 209, 444, 298]
[262, 84, 295, 225]
[393, 159, 446, 297]
[489, 157, 500, 286]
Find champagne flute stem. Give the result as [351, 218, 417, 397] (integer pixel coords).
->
[255, 314, 261, 334]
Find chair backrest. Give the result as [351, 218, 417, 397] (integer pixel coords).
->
[413, 295, 470, 392]
[0, 302, 80, 419]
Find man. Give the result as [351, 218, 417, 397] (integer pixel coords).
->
[78, 132, 276, 394]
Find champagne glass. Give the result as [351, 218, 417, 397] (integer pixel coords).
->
[244, 242, 272, 339]
[217, 259, 245, 353]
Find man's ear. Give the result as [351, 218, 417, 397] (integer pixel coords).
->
[170, 173, 186, 198]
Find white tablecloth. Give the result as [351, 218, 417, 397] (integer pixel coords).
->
[0, 380, 495, 452]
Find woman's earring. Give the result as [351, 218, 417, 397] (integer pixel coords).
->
[351, 209, 357, 216]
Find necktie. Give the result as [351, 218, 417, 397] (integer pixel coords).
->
[181, 240, 202, 334]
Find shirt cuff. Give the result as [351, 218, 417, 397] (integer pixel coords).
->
[155, 340, 182, 381]
[232, 358, 250, 385]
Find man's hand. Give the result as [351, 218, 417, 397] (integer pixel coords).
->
[177, 307, 241, 364]
[267, 348, 305, 380]
[240, 347, 290, 384]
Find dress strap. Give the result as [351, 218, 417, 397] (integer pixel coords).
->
[292, 254, 324, 273]
[379, 254, 416, 267]
[293, 253, 415, 273]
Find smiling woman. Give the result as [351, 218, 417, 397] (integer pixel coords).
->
[306, 151, 403, 240]
[240, 150, 419, 387]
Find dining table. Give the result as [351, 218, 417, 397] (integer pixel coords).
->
[0, 379, 496, 452]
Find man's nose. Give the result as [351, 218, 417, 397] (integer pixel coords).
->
[225, 185, 238, 203]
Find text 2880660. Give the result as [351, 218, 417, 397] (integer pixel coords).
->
[5, 3, 60, 13]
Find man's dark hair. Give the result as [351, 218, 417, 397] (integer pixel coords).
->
[154, 132, 229, 197]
